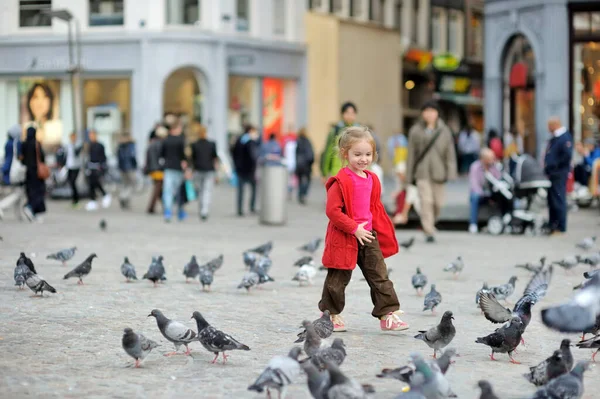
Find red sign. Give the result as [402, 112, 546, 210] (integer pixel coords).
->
[262, 78, 283, 141]
[509, 62, 528, 88]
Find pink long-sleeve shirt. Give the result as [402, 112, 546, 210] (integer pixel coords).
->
[469, 160, 501, 195]
[344, 167, 373, 233]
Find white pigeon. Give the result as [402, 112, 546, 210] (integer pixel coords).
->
[577, 236, 597, 251]
[443, 256, 464, 279]
[292, 263, 317, 286]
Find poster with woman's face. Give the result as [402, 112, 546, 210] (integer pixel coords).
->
[18, 79, 63, 147]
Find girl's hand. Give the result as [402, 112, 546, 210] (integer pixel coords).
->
[354, 222, 374, 245]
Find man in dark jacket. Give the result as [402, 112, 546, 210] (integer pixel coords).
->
[85, 130, 110, 211]
[295, 128, 314, 204]
[231, 125, 259, 216]
[160, 122, 187, 222]
[544, 116, 573, 235]
[117, 132, 137, 210]
[191, 122, 219, 221]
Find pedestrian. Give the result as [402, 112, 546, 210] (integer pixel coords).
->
[544, 116, 573, 236]
[282, 130, 298, 199]
[2, 124, 23, 185]
[190, 122, 219, 221]
[406, 101, 457, 243]
[295, 127, 314, 205]
[19, 125, 46, 222]
[231, 125, 259, 216]
[145, 125, 167, 214]
[457, 122, 481, 174]
[85, 130, 111, 211]
[319, 125, 407, 333]
[160, 121, 187, 222]
[391, 162, 420, 225]
[259, 133, 283, 165]
[65, 131, 83, 208]
[116, 131, 138, 210]
[468, 148, 502, 234]
[320, 102, 360, 183]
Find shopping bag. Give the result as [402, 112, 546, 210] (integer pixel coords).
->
[185, 180, 197, 201]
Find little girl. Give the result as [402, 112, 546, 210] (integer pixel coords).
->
[319, 125, 408, 332]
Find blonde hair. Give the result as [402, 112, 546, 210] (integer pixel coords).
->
[337, 125, 378, 163]
[190, 121, 207, 139]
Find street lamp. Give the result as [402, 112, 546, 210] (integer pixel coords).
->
[39, 9, 83, 140]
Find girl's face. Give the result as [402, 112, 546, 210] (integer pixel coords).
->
[345, 139, 373, 173]
[30, 86, 51, 122]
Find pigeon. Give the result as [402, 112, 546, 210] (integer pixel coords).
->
[120, 257, 138, 282]
[423, 284, 442, 314]
[248, 347, 302, 398]
[203, 254, 224, 273]
[182, 255, 200, 282]
[475, 316, 524, 363]
[143, 256, 166, 287]
[443, 256, 464, 279]
[400, 237, 415, 250]
[541, 273, 600, 333]
[576, 335, 600, 361]
[24, 269, 57, 296]
[191, 311, 250, 363]
[246, 241, 273, 256]
[243, 251, 259, 268]
[576, 236, 596, 250]
[299, 238, 322, 254]
[581, 314, 600, 340]
[302, 320, 328, 357]
[255, 255, 273, 273]
[147, 309, 197, 356]
[530, 361, 590, 399]
[310, 338, 347, 370]
[251, 261, 275, 285]
[408, 352, 454, 399]
[199, 267, 214, 291]
[63, 253, 97, 285]
[553, 255, 582, 273]
[377, 348, 457, 383]
[18, 252, 36, 274]
[237, 271, 260, 291]
[14, 258, 30, 290]
[99, 219, 107, 231]
[488, 276, 517, 303]
[414, 311, 456, 358]
[476, 282, 490, 309]
[294, 255, 313, 267]
[477, 380, 499, 399]
[301, 360, 331, 399]
[582, 252, 600, 267]
[295, 310, 333, 343]
[46, 247, 77, 266]
[412, 267, 428, 296]
[292, 263, 317, 286]
[523, 349, 569, 386]
[323, 360, 370, 399]
[121, 327, 159, 368]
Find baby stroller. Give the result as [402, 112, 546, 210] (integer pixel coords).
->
[484, 154, 551, 235]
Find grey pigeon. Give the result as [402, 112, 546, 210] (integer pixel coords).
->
[120, 257, 138, 282]
[530, 361, 590, 399]
[475, 316, 524, 363]
[582, 252, 600, 267]
[237, 271, 260, 291]
[414, 311, 456, 358]
[311, 338, 347, 370]
[576, 334, 600, 362]
[377, 348, 457, 383]
[576, 236, 596, 250]
[581, 314, 600, 340]
[412, 267, 428, 296]
[443, 256, 464, 278]
[143, 256, 166, 287]
[243, 251, 259, 268]
[248, 347, 302, 398]
[251, 260, 275, 285]
[553, 255, 582, 273]
[524, 349, 569, 387]
[46, 247, 77, 266]
[423, 284, 442, 314]
[435, 348, 458, 375]
[299, 238, 322, 254]
[191, 311, 250, 363]
[395, 389, 426, 399]
[302, 320, 327, 357]
[294, 255, 314, 267]
[515, 256, 546, 274]
[18, 252, 37, 274]
[400, 237, 415, 250]
[409, 352, 454, 399]
[14, 258, 30, 289]
[541, 273, 600, 333]
[324, 360, 369, 399]
[476, 282, 490, 309]
[301, 361, 330, 399]
[489, 276, 517, 302]
[477, 380, 499, 399]
[203, 254, 224, 273]
[121, 327, 159, 368]
[199, 267, 214, 291]
[182, 255, 200, 282]
[559, 339, 574, 371]
[246, 241, 273, 256]
[24, 269, 57, 296]
[295, 310, 333, 343]
[63, 253, 97, 284]
[148, 309, 197, 356]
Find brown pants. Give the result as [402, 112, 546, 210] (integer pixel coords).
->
[416, 180, 445, 236]
[147, 179, 163, 213]
[318, 234, 400, 318]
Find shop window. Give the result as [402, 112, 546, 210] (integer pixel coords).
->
[19, 0, 52, 27]
[18, 78, 63, 147]
[228, 76, 261, 136]
[273, 0, 285, 35]
[89, 0, 124, 26]
[448, 9, 464, 58]
[470, 12, 483, 60]
[572, 43, 600, 144]
[236, 0, 250, 31]
[592, 13, 600, 32]
[431, 7, 446, 54]
[166, 0, 200, 25]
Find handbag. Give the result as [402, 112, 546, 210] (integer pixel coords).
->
[411, 129, 443, 185]
[36, 142, 50, 180]
[9, 140, 26, 184]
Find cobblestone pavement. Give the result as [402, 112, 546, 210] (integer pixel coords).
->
[1, 184, 600, 399]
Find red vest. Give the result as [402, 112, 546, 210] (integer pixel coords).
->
[321, 169, 399, 270]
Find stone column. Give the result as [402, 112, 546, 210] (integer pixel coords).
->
[417, 0, 429, 49]
[402, 0, 414, 43]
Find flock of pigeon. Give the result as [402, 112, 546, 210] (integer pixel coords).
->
[10, 232, 600, 398]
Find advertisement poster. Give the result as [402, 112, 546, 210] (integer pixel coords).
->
[262, 78, 283, 141]
[18, 78, 63, 147]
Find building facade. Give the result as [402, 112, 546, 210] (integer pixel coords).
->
[485, 0, 600, 158]
[0, 0, 307, 161]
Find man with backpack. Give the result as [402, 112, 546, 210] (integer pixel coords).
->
[320, 102, 359, 183]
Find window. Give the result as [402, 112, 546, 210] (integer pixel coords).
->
[166, 0, 200, 25]
[369, 0, 385, 24]
[308, 0, 322, 10]
[236, 0, 249, 31]
[350, 0, 362, 17]
[448, 9, 464, 57]
[395, 0, 402, 33]
[331, 0, 343, 13]
[411, 0, 419, 44]
[431, 7, 446, 53]
[273, 0, 285, 35]
[470, 12, 483, 60]
[19, 0, 52, 27]
[89, 0, 124, 26]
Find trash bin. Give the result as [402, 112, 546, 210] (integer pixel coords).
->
[259, 164, 288, 225]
